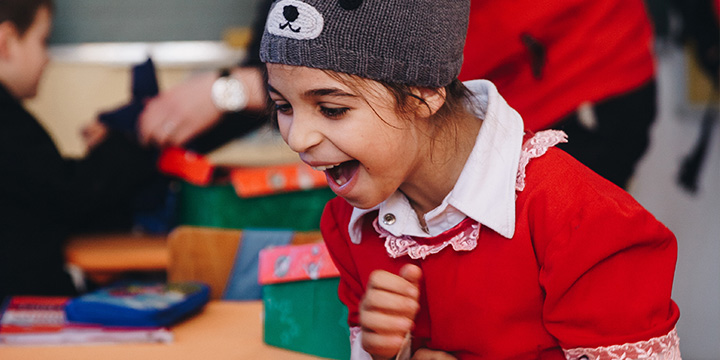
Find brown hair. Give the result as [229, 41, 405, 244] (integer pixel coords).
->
[379, 78, 475, 136]
[0, 0, 54, 36]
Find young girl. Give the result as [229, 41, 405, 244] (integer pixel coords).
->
[260, 1, 681, 359]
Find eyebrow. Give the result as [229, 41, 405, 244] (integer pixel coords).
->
[266, 84, 282, 95]
[304, 88, 358, 98]
[267, 84, 357, 99]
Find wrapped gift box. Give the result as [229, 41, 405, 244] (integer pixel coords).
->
[259, 243, 350, 360]
[177, 181, 335, 232]
[159, 146, 336, 232]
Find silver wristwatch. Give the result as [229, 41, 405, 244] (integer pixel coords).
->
[211, 69, 248, 112]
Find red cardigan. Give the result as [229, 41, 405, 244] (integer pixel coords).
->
[320, 148, 679, 359]
[459, 0, 656, 131]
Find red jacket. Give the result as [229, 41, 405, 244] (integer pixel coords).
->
[321, 148, 679, 359]
[459, 0, 656, 131]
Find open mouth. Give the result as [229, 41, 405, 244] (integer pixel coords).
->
[312, 160, 359, 187]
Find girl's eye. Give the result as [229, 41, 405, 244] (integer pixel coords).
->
[320, 106, 349, 119]
[274, 103, 292, 115]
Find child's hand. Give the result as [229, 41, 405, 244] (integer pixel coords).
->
[360, 264, 422, 360]
[81, 121, 108, 150]
[411, 348, 458, 360]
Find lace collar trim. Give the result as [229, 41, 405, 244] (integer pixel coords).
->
[376, 130, 567, 259]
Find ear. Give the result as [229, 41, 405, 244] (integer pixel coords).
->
[0, 21, 17, 60]
[413, 87, 447, 118]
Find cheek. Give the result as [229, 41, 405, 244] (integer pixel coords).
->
[37, 44, 49, 66]
[276, 115, 292, 144]
[39, 47, 49, 66]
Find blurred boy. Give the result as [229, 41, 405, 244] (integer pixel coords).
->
[0, 0, 157, 300]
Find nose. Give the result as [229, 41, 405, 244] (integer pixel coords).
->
[283, 5, 299, 22]
[282, 115, 324, 154]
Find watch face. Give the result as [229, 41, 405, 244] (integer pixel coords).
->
[212, 76, 247, 112]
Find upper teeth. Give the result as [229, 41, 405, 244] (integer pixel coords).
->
[312, 164, 340, 171]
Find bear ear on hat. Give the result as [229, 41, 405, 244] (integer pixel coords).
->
[338, 0, 362, 10]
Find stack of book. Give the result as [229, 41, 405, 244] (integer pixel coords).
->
[0, 281, 209, 346]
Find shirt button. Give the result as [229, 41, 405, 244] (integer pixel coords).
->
[382, 213, 396, 225]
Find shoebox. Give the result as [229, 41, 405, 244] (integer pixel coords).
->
[158, 142, 336, 232]
[258, 243, 351, 359]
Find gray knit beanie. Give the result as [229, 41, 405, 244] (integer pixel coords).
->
[259, 0, 470, 88]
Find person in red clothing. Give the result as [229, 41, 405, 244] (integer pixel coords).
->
[460, 0, 658, 189]
[260, 1, 681, 359]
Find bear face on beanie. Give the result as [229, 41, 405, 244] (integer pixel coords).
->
[260, 0, 470, 88]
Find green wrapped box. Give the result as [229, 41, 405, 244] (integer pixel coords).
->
[177, 181, 336, 231]
[259, 243, 351, 360]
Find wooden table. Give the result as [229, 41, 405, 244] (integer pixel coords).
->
[64, 232, 169, 284]
[0, 301, 328, 360]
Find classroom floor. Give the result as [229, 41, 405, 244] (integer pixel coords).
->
[629, 43, 720, 359]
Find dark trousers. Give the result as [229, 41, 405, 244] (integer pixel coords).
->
[555, 81, 657, 189]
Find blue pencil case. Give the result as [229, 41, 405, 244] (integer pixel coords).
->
[65, 281, 210, 327]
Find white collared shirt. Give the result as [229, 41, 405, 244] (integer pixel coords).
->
[347, 80, 525, 244]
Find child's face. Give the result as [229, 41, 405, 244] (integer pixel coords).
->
[267, 64, 431, 210]
[4, 6, 51, 99]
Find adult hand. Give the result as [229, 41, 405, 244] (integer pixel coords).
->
[361, 264, 422, 360]
[138, 71, 222, 148]
[138, 67, 267, 148]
